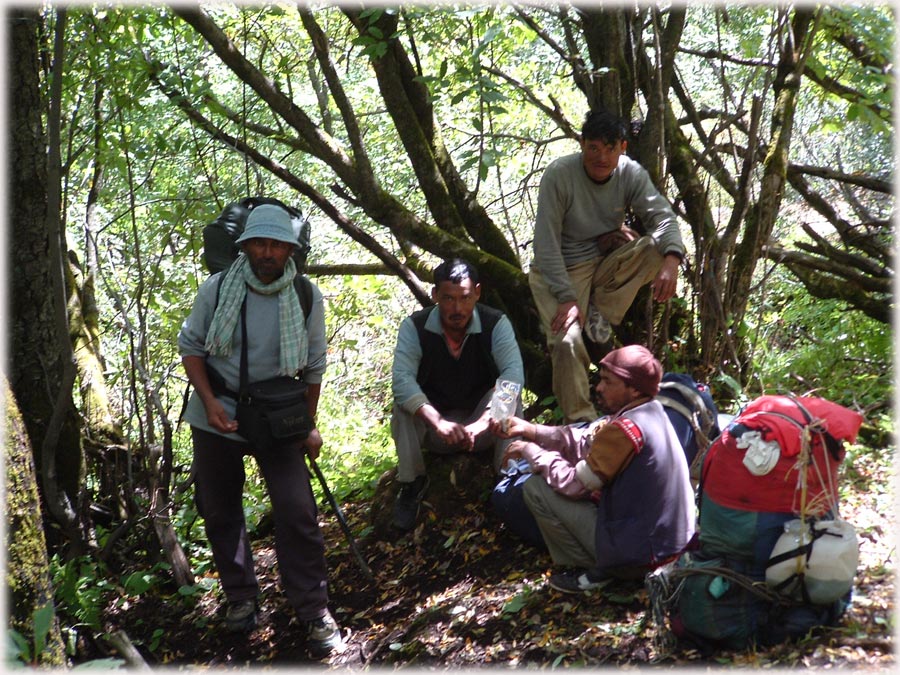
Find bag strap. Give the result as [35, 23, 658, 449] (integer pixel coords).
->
[658, 381, 715, 435]
[765, 521, 836, 604]
[788, 396, 844, 462]
[658, 382, 716, 479]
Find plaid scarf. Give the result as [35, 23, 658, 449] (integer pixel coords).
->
[204, 254, 308, 376]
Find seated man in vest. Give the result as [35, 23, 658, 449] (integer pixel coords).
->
[490, 370, 719, 549]
[390, 258, 525, 532]
[490, 345, 694, 592]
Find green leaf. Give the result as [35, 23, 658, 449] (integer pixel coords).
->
[31, 604, 55, 658]
[7, 629, 31, 663]
[450, 89, 468, 106]
[502, 593, 527, 614]
[359, 8, 383, 22]
[122, 571, 155, 596]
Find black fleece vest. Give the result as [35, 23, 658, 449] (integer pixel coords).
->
[412, 304, 502, 414]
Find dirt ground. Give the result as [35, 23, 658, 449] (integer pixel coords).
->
[94, 452, 894, 670]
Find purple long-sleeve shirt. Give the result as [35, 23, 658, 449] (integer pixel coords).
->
[517, 419, 606, 498]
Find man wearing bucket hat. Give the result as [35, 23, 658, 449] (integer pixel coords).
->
[178, 202, 343, 655]
[489, 345, 694, 593]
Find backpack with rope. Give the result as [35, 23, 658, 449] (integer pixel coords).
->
[647, 394, 864, 653]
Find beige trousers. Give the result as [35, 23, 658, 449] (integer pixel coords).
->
[523, 475, 598, 569]
[391, 389, 522, 482]
[529, 237, 663, 421]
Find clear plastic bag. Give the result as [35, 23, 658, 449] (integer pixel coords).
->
[489, 378, 522, 433]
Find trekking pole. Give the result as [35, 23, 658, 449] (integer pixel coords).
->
[307, 455, 376, 583]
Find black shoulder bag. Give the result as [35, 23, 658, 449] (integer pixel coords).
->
[233, 297, 313, 450]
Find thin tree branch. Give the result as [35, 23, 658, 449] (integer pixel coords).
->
[788, 163, 891, 194]
[298, 7, 376, 191]
[171, 7, 359, 188]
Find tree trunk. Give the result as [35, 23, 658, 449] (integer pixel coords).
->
[723, 9, 818, 378]
[579, 8, 636, 117]
[5, 379, 67, 666]
[9, 5, 86, 553]
[67, 251, 122, 443]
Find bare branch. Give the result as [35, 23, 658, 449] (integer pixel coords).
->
[298, 7, 377, 190]
[788, 163, 891, 194]
[483, 65, 575, 138]
[307, 263, 392, 276]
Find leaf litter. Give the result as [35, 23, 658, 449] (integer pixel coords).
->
[97, 454, 893, 669]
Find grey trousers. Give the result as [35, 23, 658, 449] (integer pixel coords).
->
[191, 427, 329, 621]
[391, 389, 520, 482]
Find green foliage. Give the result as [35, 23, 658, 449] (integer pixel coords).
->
[122, 568, 161, 596]
[51, 555, 114, 632]
[6, 604, 55, 666]
[313, 274, 408, 501]
[811, 5, 894, 133]
[746, 271, 892, 416]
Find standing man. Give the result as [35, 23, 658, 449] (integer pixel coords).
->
[390, 258, 525, 532]
[491, 345, 695, 593]
[178, 203, 343, 656]
[530, 109, 685, 422]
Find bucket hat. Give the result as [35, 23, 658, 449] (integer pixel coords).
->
[236, 204, 297, 246]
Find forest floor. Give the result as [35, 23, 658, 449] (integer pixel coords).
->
[99, 451, 895, 670]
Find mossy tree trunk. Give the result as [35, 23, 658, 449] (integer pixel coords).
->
[67, 250, 122, 444]
[5, 379, 67, 667]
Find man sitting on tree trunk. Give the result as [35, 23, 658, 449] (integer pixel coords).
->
[489, 345, 694, 593]
[389, 258, 525, 532]
[529, 109, 685, 423]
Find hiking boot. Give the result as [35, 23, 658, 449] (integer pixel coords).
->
[548, 569, 612, 594]
[305, 609, 345, 658]
[585, 305, 612, 344]
[225, 598, 257, 633]
[392, 475, 429, 532]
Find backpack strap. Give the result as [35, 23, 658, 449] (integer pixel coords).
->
[787, 396, 844, 462]
[658, 381, 717, 478]
[293, 274, 313, 320]
[765, 520, 836, 604]
[202, 273, 313, 398]
[658, 381, 715, 435]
